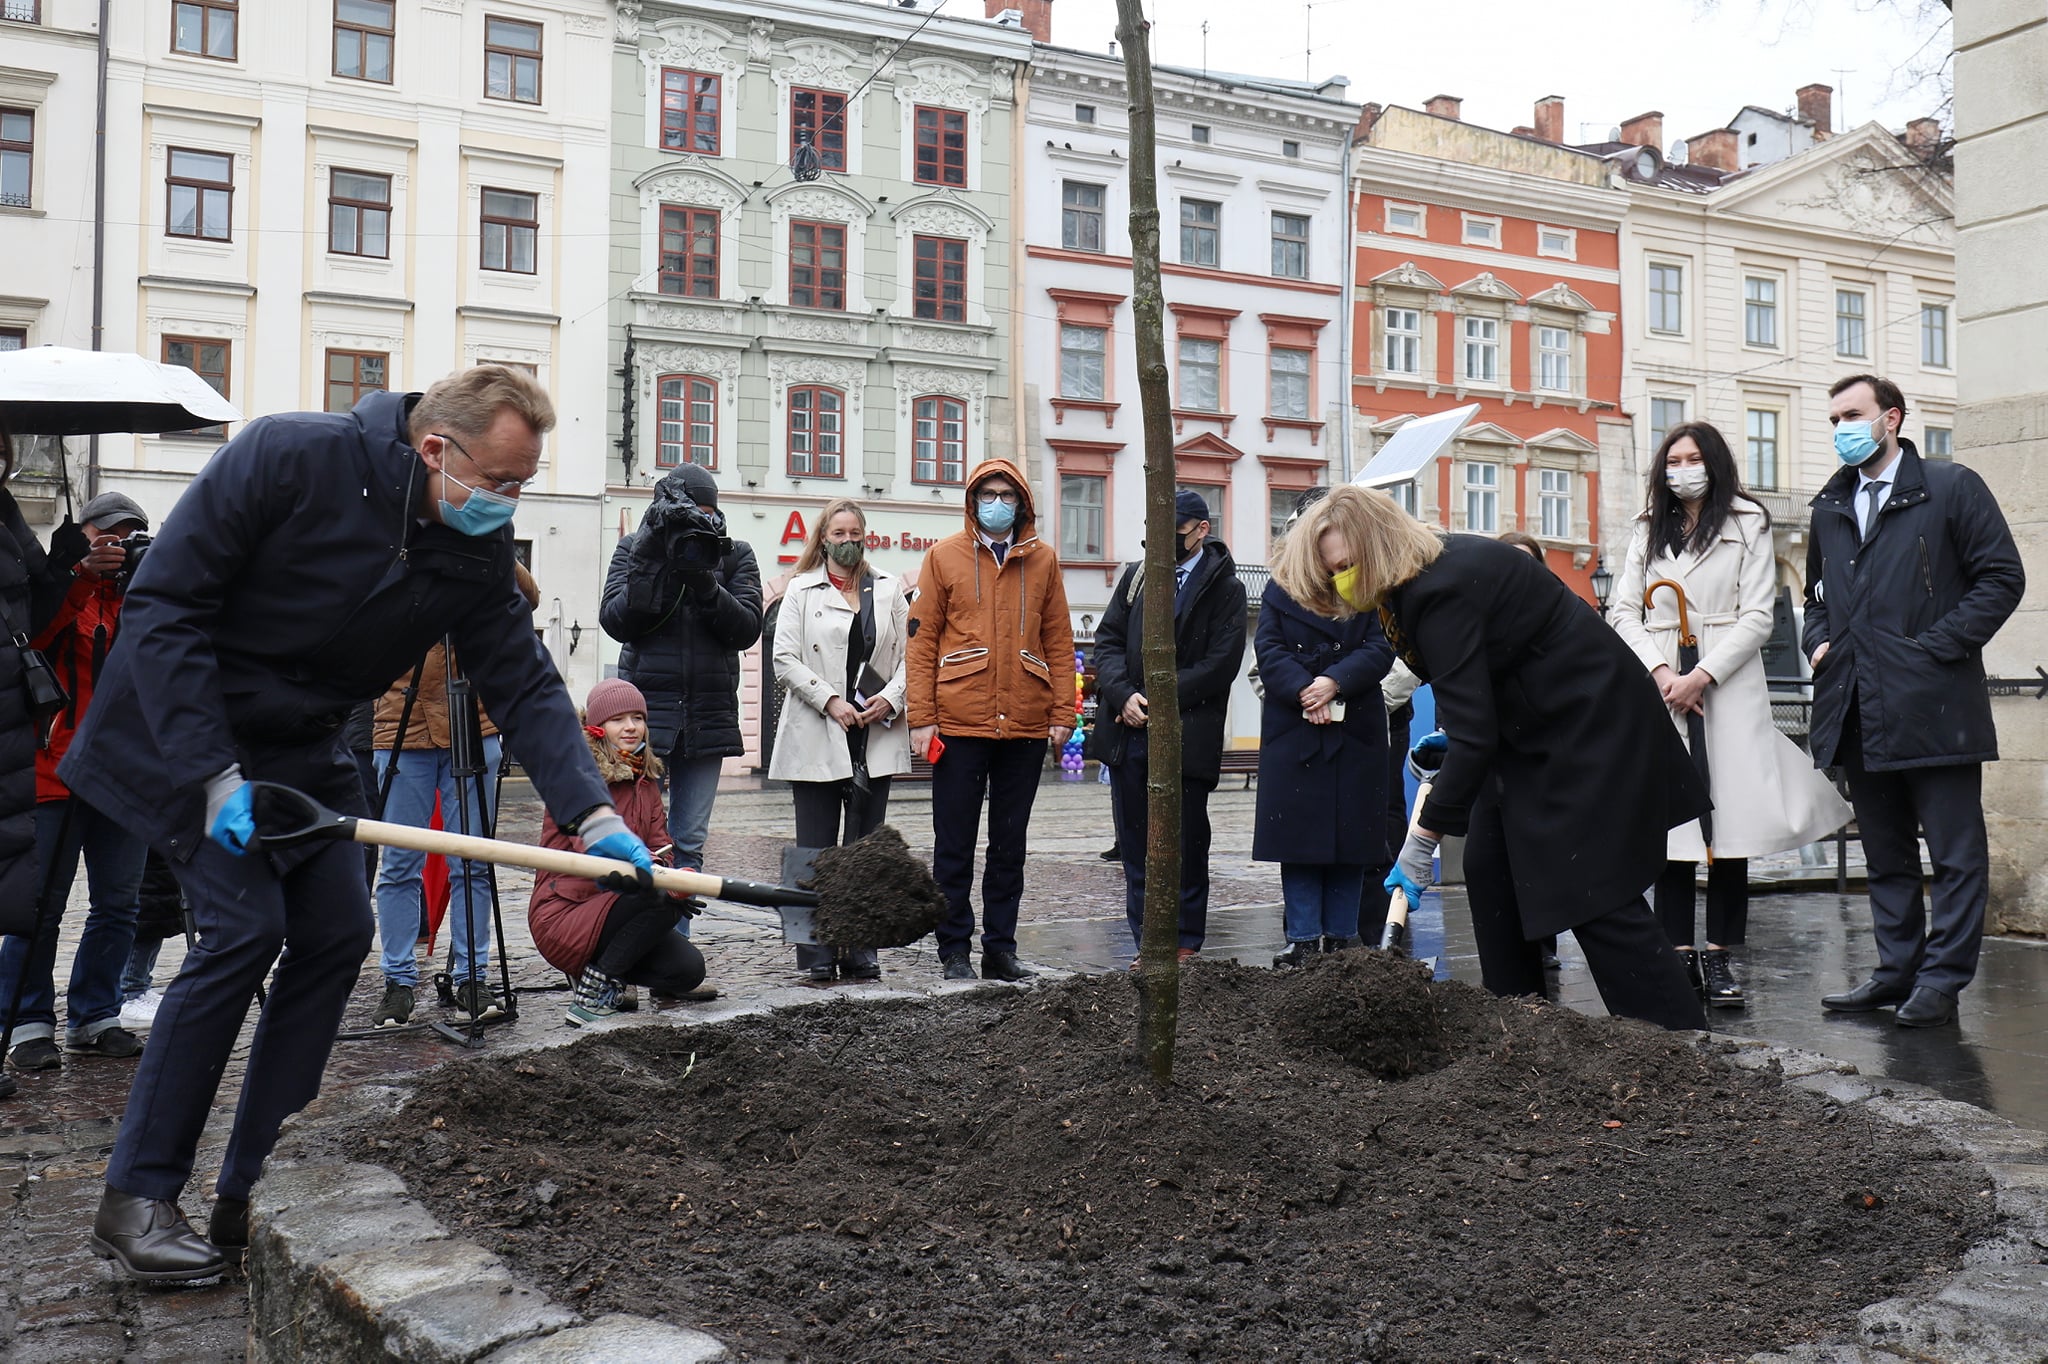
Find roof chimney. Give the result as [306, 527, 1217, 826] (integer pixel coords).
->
[1423, 94, 1462, 121]
[985, 0, 1051, 43]
[1905, 117, 1943, 159]
[1356, 102, 1383, 138]
[1533, 95, 1564, 144]
[1797, 83, 1833, 139]
[1687, 128, 1739, 173]
[1619, 110, 1663, 150]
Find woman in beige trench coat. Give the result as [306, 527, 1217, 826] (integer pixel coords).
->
[1610, 422, 1851, 1007]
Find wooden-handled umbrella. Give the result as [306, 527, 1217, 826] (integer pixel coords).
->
[1645, 578, 1713, 852]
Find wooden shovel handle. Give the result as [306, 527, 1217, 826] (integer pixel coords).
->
[1380, 778, 1435, 949]
[352, 817, 721, 899]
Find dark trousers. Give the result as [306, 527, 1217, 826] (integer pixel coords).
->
[1108, 747, 1213, 951]
[1653, 858, 1750, 948]
[1841, 721, 1988, 998]
[105, 838, 373, 1202]
[1464, 791, 1706, 1032]
[592, 896, 706, 996]
[930, 737, 1045, 959]
[1359, 703, 1414, 944]
[791, 776, 892, 974]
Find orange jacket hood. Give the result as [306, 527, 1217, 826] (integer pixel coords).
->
[960, 457, 1037, 542]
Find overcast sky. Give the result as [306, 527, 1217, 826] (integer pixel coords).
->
[1043, 0, 1952, 150]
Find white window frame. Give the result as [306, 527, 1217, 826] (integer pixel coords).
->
[1059, 324, 1106, 401]
[1744, 406, 1782, 490]
[1536, 225, 1575, 259]
[1462, 461, 1500, 532]
[1924, 425, 1953, 459]
[1383, 306, 1421, 375]
[1536, 325, 1571, 393]
[1743, 274, 1779, 349]
[1177, 336, 1221, 411]
[1385, 202, 1425, 236]
[1648, 260, 1685, 336]
[1269, 346, 1310, 419]
[1059, 472, 1106, 560]
[1834, 287, 1868, 358]
[1537, 467, 1573, 540]
[1921, 302, 1951, 370]
[1462, 213, 1501, 248]
[1390, 480, 1419, 516]
[1649, 396, 1687, 452]
[1461, 315, 1499, 385]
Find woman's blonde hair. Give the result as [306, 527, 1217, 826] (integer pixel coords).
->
[791, 498, 868, 575]
[1270, 484, 1443, 618]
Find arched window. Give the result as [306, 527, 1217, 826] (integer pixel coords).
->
[787, 385, 844, 477]
[657, 374, 716, 469]
[912, 395, 965, 484]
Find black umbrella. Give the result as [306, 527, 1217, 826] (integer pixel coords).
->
[1646, 578, 1712, 849]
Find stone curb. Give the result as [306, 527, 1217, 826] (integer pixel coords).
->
[250, 993, 2042, 1363]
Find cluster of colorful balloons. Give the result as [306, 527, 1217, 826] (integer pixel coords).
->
[1060, 648, 1090, 778]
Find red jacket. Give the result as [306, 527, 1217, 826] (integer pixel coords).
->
[526, 733, 671, 979]
[33, 572, 125, 803]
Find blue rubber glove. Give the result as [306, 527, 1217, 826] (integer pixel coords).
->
[580, 812, 653, 887]
[204, 765, 255, 855]
[1383, 829, 1440, 905]
[1406, 729, 1448, 783]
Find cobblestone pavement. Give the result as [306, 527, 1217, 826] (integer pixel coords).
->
[2, 770, 2043, 1360]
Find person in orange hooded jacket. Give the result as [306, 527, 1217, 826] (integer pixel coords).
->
[906, 458, 1075, 982]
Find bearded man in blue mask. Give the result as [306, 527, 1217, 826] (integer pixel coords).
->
[1804, 374, 2024, 1028]
[58, 366, 648, 1282]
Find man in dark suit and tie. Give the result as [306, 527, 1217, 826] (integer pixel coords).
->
[1088, 490, 1249, 961]
[1803, 373, 2024, 1028]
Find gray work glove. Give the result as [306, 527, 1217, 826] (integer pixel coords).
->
[1384, 830, 1441, 905]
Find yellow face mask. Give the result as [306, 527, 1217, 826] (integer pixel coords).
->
[1332, 565, 1369, 611]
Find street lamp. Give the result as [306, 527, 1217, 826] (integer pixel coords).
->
[1589, 561, 1613, 611]
[569, 621, 583, 655]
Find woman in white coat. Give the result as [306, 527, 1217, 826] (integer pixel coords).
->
[769, 499, 912, 983]
[1610, 422, 1851, 1007]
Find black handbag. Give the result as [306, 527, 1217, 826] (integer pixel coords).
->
[0, 591, 66, 739]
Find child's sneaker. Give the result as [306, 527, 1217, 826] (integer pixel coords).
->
[565, 970, 621, 1027]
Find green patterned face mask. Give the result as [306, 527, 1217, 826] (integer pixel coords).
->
[826, 539, 865, 569]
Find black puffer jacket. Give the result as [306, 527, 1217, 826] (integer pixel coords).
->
[0, 489, 80, 936]
[600, 480, 763, 760]
[1802, 441, 2025, 771]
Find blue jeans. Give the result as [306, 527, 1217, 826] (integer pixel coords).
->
[665, 753, 724, 939]
[122, 936, 165, 1002]
[0, 798, 146, 1044]
[1281, 864, 1368, 944]
[372, 741, 499, 987]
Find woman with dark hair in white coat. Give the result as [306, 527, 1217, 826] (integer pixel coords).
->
[769, 499, 911, 983]
[1609, 422, 1850, 1007]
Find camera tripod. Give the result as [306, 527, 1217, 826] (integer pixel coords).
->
[334, 637, 517, 1050]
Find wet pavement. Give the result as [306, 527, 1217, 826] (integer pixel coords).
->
[3, 770, 2046, 1359]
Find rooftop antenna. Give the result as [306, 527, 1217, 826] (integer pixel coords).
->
[1200, 19, 1208, 77]
[1831, 68, 1851, 131]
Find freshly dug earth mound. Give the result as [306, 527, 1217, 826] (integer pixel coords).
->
[807, 824, 947, 948]
[364, 954, 1995, 1363]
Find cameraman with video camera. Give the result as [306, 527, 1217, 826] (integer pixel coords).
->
[0, 493, 154, 1073]
[601, 464, 762, 910]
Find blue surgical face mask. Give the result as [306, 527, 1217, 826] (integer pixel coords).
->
[438, 466, 519, 536]
[1833, 416, 1883, 467]
[976, 500, 1017, 534]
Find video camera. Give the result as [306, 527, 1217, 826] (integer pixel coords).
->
[641, 490, 731, 573]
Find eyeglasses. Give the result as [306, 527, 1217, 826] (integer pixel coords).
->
[975, 489, 1021, 506]
[436, 433, 534, 495]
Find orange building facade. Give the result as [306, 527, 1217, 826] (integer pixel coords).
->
[1349, 102, 1632, 600]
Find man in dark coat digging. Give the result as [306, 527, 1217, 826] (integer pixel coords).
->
[59, 366, 652, 1283]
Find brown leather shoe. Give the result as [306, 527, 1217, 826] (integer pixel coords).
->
[91, 1188, 226, 1283]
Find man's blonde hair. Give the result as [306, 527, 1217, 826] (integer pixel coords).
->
[1270, 484, 1443, 619]
[792, 497, 867, 575]
[410, 365, 555, 444]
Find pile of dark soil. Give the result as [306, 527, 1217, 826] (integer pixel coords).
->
[361, 954, 1994, 1363]
[807, 825, 946, 948]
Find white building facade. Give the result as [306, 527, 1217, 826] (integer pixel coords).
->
[7, 0, 618, 687]
[1020, 50, 1356, 647]
[1611, 122, 1956, 597]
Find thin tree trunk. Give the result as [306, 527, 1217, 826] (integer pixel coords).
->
[1113, 0, 1182, 1091]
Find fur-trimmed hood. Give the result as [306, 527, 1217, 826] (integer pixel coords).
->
[583, 722, 664, 784]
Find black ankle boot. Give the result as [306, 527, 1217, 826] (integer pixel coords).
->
[1322, 936, 1362, 952]
[1701, 947, 1746, 1008]
[1272, 940, 1320, 968]
[1677, 948, 1705, 1000]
